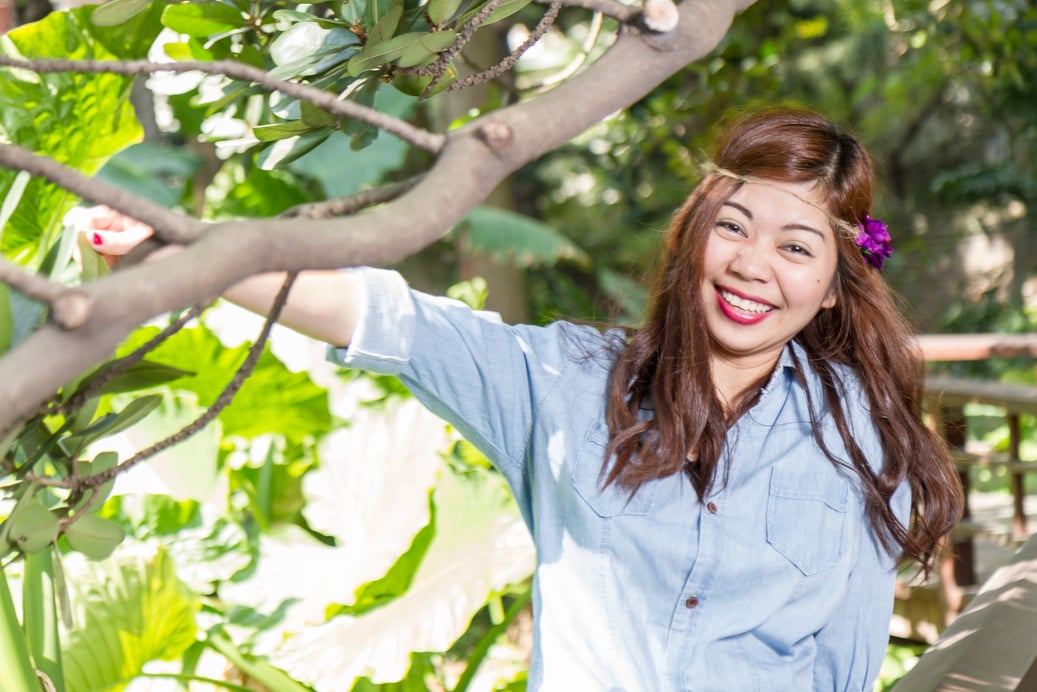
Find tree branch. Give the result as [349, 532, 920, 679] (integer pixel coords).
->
[281, 176, 422, 219]
[0, 143, 205, 244]
[0, 0, 753, 431]
[0, 56, 445, 154]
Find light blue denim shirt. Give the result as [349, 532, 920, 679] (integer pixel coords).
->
[330, 268, 910, 692]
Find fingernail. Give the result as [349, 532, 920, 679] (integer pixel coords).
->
[91, 232, 102, 246]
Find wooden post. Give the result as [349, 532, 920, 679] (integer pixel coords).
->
[940, 405, 975, 588]
[1008, 414, 1028, 542]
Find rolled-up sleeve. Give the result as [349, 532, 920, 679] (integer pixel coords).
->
[328, 268, 418, 375]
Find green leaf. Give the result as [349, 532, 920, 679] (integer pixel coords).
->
[252, 119, 315, 143]
[0, 8, 150, 266]
[90, 0, 152, 27]
[64, 513, 125, 560]
[348, 30, 456, 75]
[76, 231, 109, 284]
[117, 325, 331, 444]
[268, 21, 361, 76]
[22, 548, 66, 692]
[60, 546, 199, 691]
[162, 36, 215, 61]
[75, 450, 118, 511]
[0, 170, 30, 246]
[160, 2, 246, 37]
[455, 206, 590, 269]
[66, 395, 162, 451]
[94, 141, 204, 207]
[0, 567, 38, 692]
[271, 464, 535, 688]
[366, 3, 403, 48]
[255, 129, 333, 170]
[0, 284, 12, 355]
[459, 0, 532, 26]
[427, 0, 464, 26]
[5, 495, 59, 554]
[334, 497, 436, 617]
[93, 359, 196, 396]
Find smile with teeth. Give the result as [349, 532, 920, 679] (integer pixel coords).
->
[719, 290, 774, 314]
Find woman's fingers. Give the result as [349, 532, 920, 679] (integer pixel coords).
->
[65, 205, 155, 262]
[86, 225, 153, 256]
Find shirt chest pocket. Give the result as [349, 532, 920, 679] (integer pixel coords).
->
[766, 466, 850, 576]
[571, 424, 657, 518]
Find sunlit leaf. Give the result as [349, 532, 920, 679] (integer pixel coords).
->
[60, 545, 199, 691]
[117, 326, 331, 444]
[160, 2, 246, 37]
[0, 8, 154, 265]
[271, 464, 535, 689]
[89, 0, 151, 27]
[64, 513, 125, 560]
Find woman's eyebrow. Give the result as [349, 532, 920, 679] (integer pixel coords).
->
[722, 200, 752, 218]
[722, 200, 826, 240]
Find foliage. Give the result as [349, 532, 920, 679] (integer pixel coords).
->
[0, 3, 544, 689]
[0, 0, 1034, 689]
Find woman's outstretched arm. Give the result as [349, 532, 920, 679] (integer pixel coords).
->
[73, 205, 361, 347]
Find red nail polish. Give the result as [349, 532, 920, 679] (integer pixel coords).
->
[91, 232, 102, 246]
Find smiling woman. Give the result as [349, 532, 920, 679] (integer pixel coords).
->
[84, 106, 964, 691]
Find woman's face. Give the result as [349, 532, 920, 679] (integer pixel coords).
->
[700, 179, 839, 372]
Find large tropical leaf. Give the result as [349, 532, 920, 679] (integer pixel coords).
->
[60, 545, 200, 692]
[217, 399, 449, 643]
[0, 6, 162, 266]
[455, 205, 591, 270]
[270, 463, 535, 689]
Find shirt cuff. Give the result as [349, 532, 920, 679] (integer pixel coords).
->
[326, 267, 416, 375]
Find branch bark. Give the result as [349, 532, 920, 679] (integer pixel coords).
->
[0, 0, 753, 430]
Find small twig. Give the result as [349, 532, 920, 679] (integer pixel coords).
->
[532, 0, 638, 22]
[398, 0, 506, 82]
[281, 176, 423, 219]
[47, 304, 208, 420]
[79, 273, 299, 489]
[448, 1, 563, 93]
[0, 56, 446, 154]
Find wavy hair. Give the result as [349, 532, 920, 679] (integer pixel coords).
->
[605, 107, 963, 572]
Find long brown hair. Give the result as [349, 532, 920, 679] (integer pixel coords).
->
[605, 107, 963, 572]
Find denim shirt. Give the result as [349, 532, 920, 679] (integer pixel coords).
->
[330, 268, 910, 692]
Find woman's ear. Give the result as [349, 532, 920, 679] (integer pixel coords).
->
[822, 287, 837, 310]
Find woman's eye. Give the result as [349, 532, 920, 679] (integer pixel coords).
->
[717, 221, 744, 236]
[783, 243, 814, 257]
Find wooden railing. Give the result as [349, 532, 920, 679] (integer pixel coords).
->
[891, 334, 1037, 690]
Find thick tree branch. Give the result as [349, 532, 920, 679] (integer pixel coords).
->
[0, 0, 754, 430]
[0, 56, 445, 153]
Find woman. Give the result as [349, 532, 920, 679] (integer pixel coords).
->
[87, 107, 963, 690]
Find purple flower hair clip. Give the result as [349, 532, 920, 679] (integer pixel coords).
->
[855, 215, 892, 270]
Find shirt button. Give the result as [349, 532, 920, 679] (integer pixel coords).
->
[685, 596, 699, 609]
[706, 502, 718, 514]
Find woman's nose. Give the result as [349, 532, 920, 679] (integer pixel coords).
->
[728, 242, 773, 281]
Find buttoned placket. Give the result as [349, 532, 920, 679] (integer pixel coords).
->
[664, 484, 723, 686]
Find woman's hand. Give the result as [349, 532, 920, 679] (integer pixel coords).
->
[64, 205, 154, 269]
